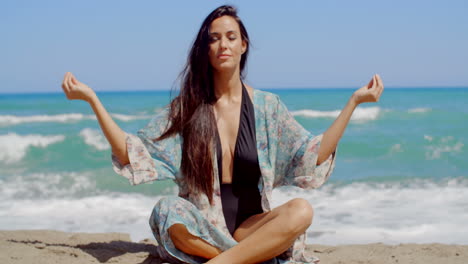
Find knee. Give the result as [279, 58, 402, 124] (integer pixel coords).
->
[284, 198, 314, 233]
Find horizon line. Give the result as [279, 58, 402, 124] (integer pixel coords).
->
[1, 86, 467, 95]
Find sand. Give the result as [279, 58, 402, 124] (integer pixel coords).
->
[1, 230, 467, 264]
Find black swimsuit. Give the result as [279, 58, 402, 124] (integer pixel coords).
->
[215, 83, 263, 236]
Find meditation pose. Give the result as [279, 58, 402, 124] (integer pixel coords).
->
[61, 5, 383, 264]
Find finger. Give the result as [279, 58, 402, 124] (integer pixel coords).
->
[63, 72, 71, 92]
[376, 84, 383, 100]
[367, 76, 374, 89]
[373, 75, 381, 99]
[62, 73, 73, 99]
[376, 74, 384, 96]
[69, 75, 76, 87]
[376, 74, 382, 88]
[67, 73, 76, 92]
[67, 73, 76, 90]
[378, 82, 384, 98]
[371, 75, 377, 89]
[61, 72, 68, 90]
[65, 73, 71, 91]
[373, 75, 381, 100]
[377, 74, 384, 90]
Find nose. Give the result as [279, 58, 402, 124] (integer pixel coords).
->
[219, 36, 228, 49]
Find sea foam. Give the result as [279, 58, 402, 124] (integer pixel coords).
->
[0, 171, 162, 241]
[424, 135, 464, 160]
[0, 133, 65, 163]
[272, 178, 468, 245]
[408, 107, 431, 113]
[0, 192, 159, 242]
[79, 128, 110, 151]
[0, 114, 92, 126]
[1, 174, 467, 244]
[0, 113, 150, 126]
[292, 107, 382, 122]
[0, 172, 96, 199]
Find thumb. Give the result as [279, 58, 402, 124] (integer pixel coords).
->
[372, 75, 377, 89]
[368, 75, 377, 90]
[71, 75, 78, 85]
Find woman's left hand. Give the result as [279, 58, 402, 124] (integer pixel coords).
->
[352, 74, 384, 105]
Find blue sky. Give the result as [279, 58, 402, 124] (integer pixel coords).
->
[1, 0, 467, 93]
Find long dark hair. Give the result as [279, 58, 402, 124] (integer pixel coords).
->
[156, 5, 250, 203]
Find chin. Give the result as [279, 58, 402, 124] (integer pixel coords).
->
[213, 62, 237, 73]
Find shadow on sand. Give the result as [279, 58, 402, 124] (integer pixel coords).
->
[7, 239, 170, 264]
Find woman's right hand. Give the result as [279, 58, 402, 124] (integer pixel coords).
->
[61, 72, 96, 103]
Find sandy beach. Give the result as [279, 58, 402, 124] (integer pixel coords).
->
[1, 230, 467, 264]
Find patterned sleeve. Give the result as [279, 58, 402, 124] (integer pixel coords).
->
[111, 108, 181, 185]
[274, 96, 337, 189]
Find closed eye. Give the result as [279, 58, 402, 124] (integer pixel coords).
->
[209, 31, 239, 42]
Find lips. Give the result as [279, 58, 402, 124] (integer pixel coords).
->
[218, 54, 231, 59]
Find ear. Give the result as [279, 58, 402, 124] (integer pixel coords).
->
[241, 40, 247, 54]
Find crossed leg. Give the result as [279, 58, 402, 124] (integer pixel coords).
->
[168, 198, 313, 263]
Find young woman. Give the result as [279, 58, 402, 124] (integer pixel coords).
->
[61, 5, 383, 264]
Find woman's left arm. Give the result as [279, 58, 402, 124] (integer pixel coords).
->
[316, 74, 384, 165]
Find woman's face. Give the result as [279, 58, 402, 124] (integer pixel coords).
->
[208, 15, 246, 74]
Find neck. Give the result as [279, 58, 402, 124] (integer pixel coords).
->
[213, 67, 242, 103]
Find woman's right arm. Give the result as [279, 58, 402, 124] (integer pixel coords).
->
[61, 72, 130, 166]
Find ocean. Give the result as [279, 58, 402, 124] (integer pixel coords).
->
[1, 87, 467, 245]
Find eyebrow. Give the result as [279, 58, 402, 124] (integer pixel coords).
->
[209, 30, 238, 35]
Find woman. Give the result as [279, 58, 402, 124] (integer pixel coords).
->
[61, 5, 383, 264]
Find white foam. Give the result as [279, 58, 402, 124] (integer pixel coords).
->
[408, 107, 431, 113]
[292, 107, 382, 122]
[1, 176, 467, 244]
[111, 113, 151, 121]
[0, 113, 93, 126]
[0, 113, 150, 126]
[0, 133, 65, 163]
[271, 179, 468, 245]
[424, 135, 433, 142]
[291, 109, 342, 119]
[0, 172, 96, 199]
[0, 192, 161, 242]
[388, 143, 403, 154]
[350, 107, 382, 122]
[424, 135, 464, 160]
[0, 171, 173, 241]
[79, 128, 110, 151]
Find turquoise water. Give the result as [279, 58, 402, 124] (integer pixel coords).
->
[1, 87, 467, 244]
[1, 88, 466, 190]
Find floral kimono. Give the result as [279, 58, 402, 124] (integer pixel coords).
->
[112, 89, 337, 264]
